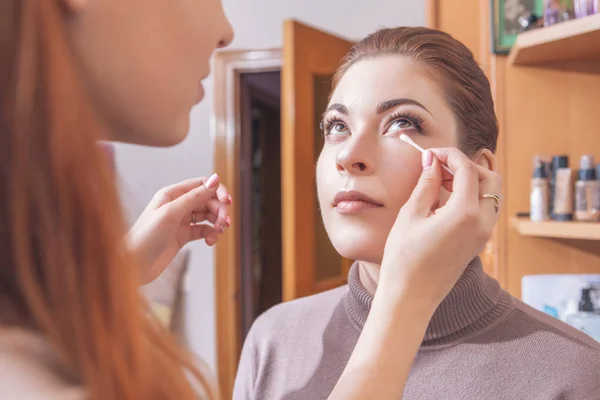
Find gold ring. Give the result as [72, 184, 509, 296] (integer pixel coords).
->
[191, 211, 197, 225]
[482, 193, 500, 213]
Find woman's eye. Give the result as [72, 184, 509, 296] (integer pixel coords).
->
[328, 123, 349, 135]
[388, 119, 413, 132]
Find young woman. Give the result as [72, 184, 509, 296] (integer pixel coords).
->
[233, 27, 600, 400]
[1, 1, 501, 399]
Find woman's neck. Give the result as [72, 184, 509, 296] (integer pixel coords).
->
[345, 257, 508, 345]
[358, 261, 381, 296]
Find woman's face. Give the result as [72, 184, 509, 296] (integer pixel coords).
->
[64, 0, 233, 146]
[317, 55, 459, 264]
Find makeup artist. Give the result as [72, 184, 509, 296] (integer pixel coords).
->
[0, 0, 501, 399]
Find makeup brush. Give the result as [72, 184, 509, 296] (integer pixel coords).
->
[399, 134, 454, 176]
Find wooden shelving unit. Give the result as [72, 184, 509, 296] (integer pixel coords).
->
[504, 15, 600, 294]
[510, 217, 600, 241]
[509, 13, 600, 68]
[429, 1, 600, 295]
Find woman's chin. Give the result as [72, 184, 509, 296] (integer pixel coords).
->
[331, 234, 385, 265]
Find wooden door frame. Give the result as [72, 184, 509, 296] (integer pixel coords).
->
[213, 48, 282, 399]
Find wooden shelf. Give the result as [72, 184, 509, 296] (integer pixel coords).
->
[510, 217, 600, 240]
[509, 14, 600, 67]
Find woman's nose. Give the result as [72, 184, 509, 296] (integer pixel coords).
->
[336, 159, 369, 173]
[217, 16, 234, 49]
[335, 141, 374, 175]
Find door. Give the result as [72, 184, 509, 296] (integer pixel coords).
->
[281, 20, 354, 301]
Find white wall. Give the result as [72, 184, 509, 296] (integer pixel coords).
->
[115, 0, 425, 370]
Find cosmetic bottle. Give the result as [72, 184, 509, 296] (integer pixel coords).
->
[546, 0, 573, 22]
[566, 288, 600, 342]
[574, 0, 588, 17]
[575, 155, 600, 222]
[544, 0, 560, 25]
[595, 163, 600, 214]
[575, 0, 599, 16]
[530, 155, 550, 222]
[562, 299, 579, 322]
[551, 155, 573, 221]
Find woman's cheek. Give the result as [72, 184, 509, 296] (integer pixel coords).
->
[384, 154, 423, 211]
[316, 151, 336, 211]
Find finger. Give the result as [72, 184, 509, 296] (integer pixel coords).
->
[438, 153, 494, 195]
[205, 235, 219, 247]
[217, 204, 228, 228]
[478, 171, 503, 230]
[441, 180, 453, 193]
[205, 199, 229, 227]
[404, 150, 442, 216]
[429, 148, 480, 207]
[166, 173, 220, 217]
[149, 177, 207, 208]
[189, 211, 218, 225]
[216, 183, 232, 205]
[441, 167, 455, 192]
[189, 224, 219, 243]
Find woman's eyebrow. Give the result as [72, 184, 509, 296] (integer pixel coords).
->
[323, 99, 431, 117]
[376, 98, 431, 116]
[324, 103, 348, 115]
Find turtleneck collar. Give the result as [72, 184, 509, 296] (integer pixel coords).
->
[343, 257, 512, 346]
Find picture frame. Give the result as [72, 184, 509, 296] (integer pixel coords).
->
[491, 0, 544, 54]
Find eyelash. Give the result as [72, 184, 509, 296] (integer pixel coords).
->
[321, 117, 345, 135]
[320, 111, 426, 135]
[385, 111, 425, 133]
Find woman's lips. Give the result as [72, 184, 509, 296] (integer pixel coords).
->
[333, 190, 383, 214]
[335, 199, 383, 214]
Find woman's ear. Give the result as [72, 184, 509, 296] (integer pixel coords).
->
[474, 149, 496, 172]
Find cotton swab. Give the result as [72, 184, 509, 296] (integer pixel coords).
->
[399, 134, 454, 176]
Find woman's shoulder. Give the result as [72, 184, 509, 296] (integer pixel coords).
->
[504, 299, 600, 395]
[0, 327, 87, 400]
[247, 285, 349, 342]
[509, 298, 600, 352]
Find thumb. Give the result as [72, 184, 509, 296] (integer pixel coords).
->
[168, 173, 220, 217]
[405, 150, 442, 215]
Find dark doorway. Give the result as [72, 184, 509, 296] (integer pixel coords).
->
[239, 71, 282, 341]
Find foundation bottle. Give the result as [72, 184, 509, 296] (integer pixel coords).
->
[574, 155, 600, 222]
[530, 155, 550, 222]
[551, 155, 573, 221]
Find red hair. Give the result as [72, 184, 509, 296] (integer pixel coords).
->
[0, 1, 215, 398]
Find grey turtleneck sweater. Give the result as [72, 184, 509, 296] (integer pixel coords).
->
[233, 258, 600, 399]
